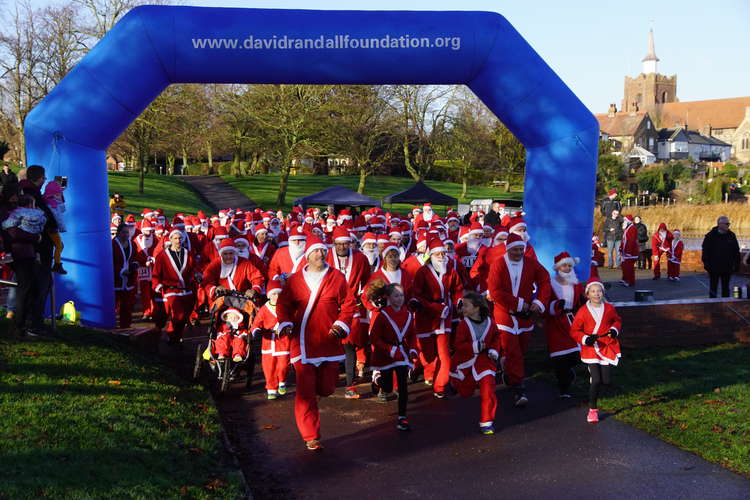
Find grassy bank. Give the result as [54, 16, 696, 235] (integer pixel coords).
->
[573, 343, 750, 477]
[595, 204, 750, 237]
[107, 172, 212, 217]
[224, 174, 522, 212]
[0, 322, 243, 498]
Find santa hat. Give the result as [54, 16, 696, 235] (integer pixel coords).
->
[171, 215, 185, 229]
[110, 223, 118, 234]
[221, 308, 244, 323]
[276, 231, 289, 247]
[141, 219, 154, 231]
[428, 237, 446, 255]
[381, 242, 401, 257]
[553, 252, 580, 269]
[197, 210, 206, 220]
[168, 228, 183, 239]
[672, 228, 681, 237]
[361, 232, 377, 244]
[377, 234, 390, 245]
[468, 221, 484, 236]
[416, 233, 429, 250]
[267, 279, 283, 296]
[140, 208, 153, 218]
[332, 226, 352, 243]
[607, 188, 617, 196]
[508, 216, 526, 233]
[505, 233, 526, 251]
[494, 226, 509, 240]
[399, 221, 412, 235]
[423, 202, 433, 210]
[218, 238, 237, 255]
[304, 234, 328, 258]
[155, 224, 165, 233]
[388, 226, 402, 237]
[288, 222, 307, 241]
[585, 277, 604, 294]
[352, 215, 368, 232]
[623, 215, 634, 226]
[339, 209, 352, 220]
[213, 226, 228, 239]
[446, 212, 460, 223]
[184, 219, 194, 230]
[234, 237, 250, 248]
[458, 226, 470, 242]
[125, 214, 136, 225]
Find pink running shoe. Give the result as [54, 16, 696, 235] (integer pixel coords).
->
[587, 408, 599, 423]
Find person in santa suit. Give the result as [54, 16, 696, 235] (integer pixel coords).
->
[449, 292, 501, 435]
[268, 222, 307, 282]
[619, 215, 639, 287]
[202, 238, 264, 304]
[133, 219, 158, 321]
[364, 243, 414, 324]
[667, 229, 683, 281]
[591, 234, 605, 280]
[414, 202, 436, 226]
[487, 232, 551, 407]
[233, 237, 269, 284]
[544, 252, 585, 398]
[651, 222, 672, 280]
[401, 233, 429, 277]
[409, 237, 463, 398]
[326, 226, 371, 399]
[446, 212, 461, 243]
[213, 307, 250, 362]
[203, 225, 229, 263]
[470, 226, 508, 294]
[151, 229, 198, 347]
[507, 216, 538, 261]
[369, 283, 417, 431]
[251, 225, 276, 267]
[251, 279, 290, 399]
[454, 221, 485, 270]
[113, 223, 142, 328]
[359, 232, 381, 272]
[276, 235, 357, 451]
[570, 278, 622, 423]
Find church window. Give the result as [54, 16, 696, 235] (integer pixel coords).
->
[661, 91, 668, 103]
[636, 93, 642, 105]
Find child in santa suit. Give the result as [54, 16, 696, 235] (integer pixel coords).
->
[214, 307, 250, 362]
[369, 283, 417, 431]
[619, 215, 639, 287]
[544, 252, 585, 397]
[570, 278, 622, 423]
[251, 280, 290, 400]
[667, 229, 683, 281]
[450, 292, 501, 435]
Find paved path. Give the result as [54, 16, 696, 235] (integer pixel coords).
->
[181, 175, 256, 212]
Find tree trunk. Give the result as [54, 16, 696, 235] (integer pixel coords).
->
[277, 164, 290, 207]
[137, 148, 147, 194]
[206, 141, 214, 175]
[357, 166, 367, 194]
[166, 153, 175, 176]
[461, 166, 468, 199]
[181, 147, 188, 175]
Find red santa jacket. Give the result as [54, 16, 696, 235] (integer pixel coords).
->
[251, 302, 289, 356]
[363, 268, 415, 314]
[620, 223, 639, 260]
[132, 233, 158, 283]
[401, 252, 428, 279]
[251, 240, 276, 267]
[669, 239, 684, 264]
[113, 238, 143, 291]
[369, 306, 417, 371]
[268, 246, 307, 281]
[487, 254, 551, 335]
[411, 261, 463, 337]
[151, 247, 196, 298]
[570, 301, 622, 366]
[455, 241, 482, 269]
[543, 278, 585, 357]
[470, 244, 505, 293]
[651, 223, 672, 254]
[276, 265, 357, 365]
[449, 317, 501, 382]
[202, 256, 265, 298]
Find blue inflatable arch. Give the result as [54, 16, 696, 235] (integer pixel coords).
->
[25, 6, 599, 327]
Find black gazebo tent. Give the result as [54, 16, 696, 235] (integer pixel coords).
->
[293, 186, 381, 209]
[382, 181, 457, 206]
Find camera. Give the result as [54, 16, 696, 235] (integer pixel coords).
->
[54, 175, 68, 188]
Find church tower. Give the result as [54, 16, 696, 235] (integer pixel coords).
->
[622, 29, 677, 117]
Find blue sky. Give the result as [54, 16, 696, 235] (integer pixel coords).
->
[32, 0, 750, 113]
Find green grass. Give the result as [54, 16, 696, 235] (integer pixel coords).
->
[0, 321, 244, 499]
[576, 343, 750, 477]
[107, 172, 212, 217]
[224, 174, 522, 212]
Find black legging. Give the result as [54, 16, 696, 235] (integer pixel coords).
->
[11, 258, 38, 332]
[380, 365, 409, 417]
[552, 353, 579, 394]
[708, 272, 731, 298]
[588, 364, 612, 409]
[344, 343, 358, 387]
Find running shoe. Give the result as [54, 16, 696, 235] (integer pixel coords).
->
[305, 439, 323, 451]
[267, 392, 277, 400]
[480, 425, 495, 435]
[396, 417, 410, 431]
[232, 355, 243, 362]
[344, 388, 360, 399]
[278, 384, 287, 395]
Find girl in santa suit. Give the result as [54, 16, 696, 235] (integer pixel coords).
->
[133, 219, 158, 321]
[667, 229, 683, 281]
[251, 280, 290, 399]
[450, 292, 501, 435]
[363, 243, 414, 325]
[570, 278, 622, 423]
[151, 229, 198, 346]
[544, 252, 585, 398]
[369, 283, 417, 431]
[250, 226, 276, 267]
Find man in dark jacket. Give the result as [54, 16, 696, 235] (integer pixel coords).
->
[602, 209, 623, 268]
[599, 189, 622, 218]
[0, 164, 18, 189]
[484, 201, 505, 228]
[702, 216, 740, 298]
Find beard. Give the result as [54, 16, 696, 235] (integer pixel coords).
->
[467, 238, 481, 253]
[557, 269, 579, 285]
[237, 248, 250, 259]
[430, 255, 447, 274]
[362, 247, 378, 265]
[289, 242, 306, 260]
[141, 234, 154, 248]
[423, 209, 433, 221]
[480, 237, 491, 248]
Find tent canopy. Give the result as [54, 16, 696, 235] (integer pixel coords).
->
[383, 181, 458, 206]
[294, 186, 381, 208]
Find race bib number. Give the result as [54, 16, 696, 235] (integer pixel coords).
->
[462, 255, 477, 268]
[137, 266, 151, 280]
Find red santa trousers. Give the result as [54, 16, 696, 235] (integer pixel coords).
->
[500, 331, 530, 386]
[667, 261, 681, 279]
[621, 259, 636, 286]
[164, 293, 196, 341]
[262, 354, 290, 391]
[214, 333, 248, 359]
[138, 280, 155, 317]
[293, 361, 339, 441]
[653, 250, 668, 278]
[417, 334, 451, 392]
[452, 375, 497, 425]
[115, 289, 135, 328]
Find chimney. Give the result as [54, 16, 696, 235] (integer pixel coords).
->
[608, 104, 617, 117]
[629, 102, 639, 116]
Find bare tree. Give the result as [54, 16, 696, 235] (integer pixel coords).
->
[40, 2, 87, 86]
[74, 0, 178, 43]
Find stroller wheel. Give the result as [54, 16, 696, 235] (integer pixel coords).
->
[193, 344, 203, 381]
[220, 359, 232, 393]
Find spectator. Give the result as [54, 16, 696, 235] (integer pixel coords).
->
[599, 189, 622, 218]
[110, 192, 127, 216]
[0, 164, 18, 190]
[634, 216, 649, 269]
[483, 201, 505, 228]
[601, 209, 623, 268]
[701, 216, 740, 298]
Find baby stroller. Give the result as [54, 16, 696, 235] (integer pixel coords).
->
[193, 289, 257, 393]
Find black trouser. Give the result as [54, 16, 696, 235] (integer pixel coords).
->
[588, 364, 612, 409]
[380, 365, 409, 417]
[344, 343, 358, 387]
[11, 258, 38, 331]
[31, 264, 52, 330]
[708, 272, 731, 298]
[245, 335, 262, 388]
[552, 353, 579, 394]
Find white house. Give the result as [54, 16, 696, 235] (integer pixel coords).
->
[627, 145, 656, 166]
[657, 127, 731, 162]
